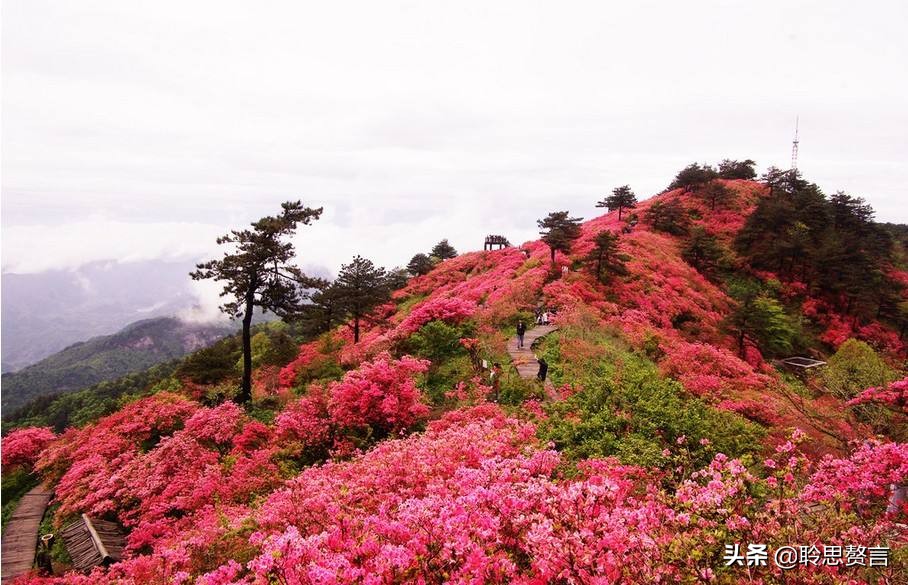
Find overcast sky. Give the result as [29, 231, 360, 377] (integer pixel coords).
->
[3, 0, 907, 278]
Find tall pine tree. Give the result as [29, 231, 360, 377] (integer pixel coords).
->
[537, 211, 584, 265]
[597, 185, 637, 220]
[191, 201, 322, 403]
[430, 239, 458, 260]
[334, 255, 390, 343]
[585, 231, 628, 283]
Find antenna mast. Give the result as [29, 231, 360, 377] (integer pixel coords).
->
[791, 116, 799, 171]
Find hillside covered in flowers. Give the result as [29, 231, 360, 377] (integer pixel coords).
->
[3, 166, 907, 584]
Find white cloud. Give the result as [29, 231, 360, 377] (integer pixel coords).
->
[1, 217, 223, 273]
[2, 0, 907, 282]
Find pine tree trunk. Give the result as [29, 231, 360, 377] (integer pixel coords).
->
[240, 290, 254, 404]
[354, 316, 361, 343]
[550, 247, 556, 265]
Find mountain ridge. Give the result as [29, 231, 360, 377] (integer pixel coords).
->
[1, 316, 233, 412]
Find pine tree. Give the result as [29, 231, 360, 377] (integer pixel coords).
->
[596, 185, 638, 220]
[645, 199, 690, 235]
[334, 255, 390, 343]
[717, 159, 757, 180]
[407, 253, 435, 276]
[430, 239, 458, 260]
[191, 201, 322, 402]
[386, 267, 410, 291]
[667, 163, 718, 191]
[300, 279, 344, 336]
[585, 231, 628, 283]
[537, 211, 584, 264]
[725, 282, 796, 359]
[681, 227, 725, 274]
[699, 181, 732, 211]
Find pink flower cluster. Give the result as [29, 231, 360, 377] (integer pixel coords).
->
[1, 426, 56, 471]
[847, 377, 908, 414]
[660, 341, 772, 399]
[276, 353, 429, 453]
[392, 296, 477, 338]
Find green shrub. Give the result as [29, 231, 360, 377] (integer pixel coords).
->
[822, 338, 895, 399]
[1, 469, 39, 530]
[399, 320, 475, 363]
[536, 322, 764, 475]
[540, 358, 764, 471]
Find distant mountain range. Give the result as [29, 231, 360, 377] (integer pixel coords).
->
[1, 259, 206, 372]
[1, 316, 233, 413]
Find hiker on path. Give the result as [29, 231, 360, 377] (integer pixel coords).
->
[516, 320, 527, 349]
[536, 356, 548, 382]
[489, 362, 503, 402]
[541, 311, 550, 325]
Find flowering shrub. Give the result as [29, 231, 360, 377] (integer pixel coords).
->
[1, 426, 56, 471]
[717, 399, 781, 426]
[276, 353, 429, 455]
[660, 340, 772, 399]
[392, 296, 477, 338]
[848, 377, 908, 414]
[277, 336, 343, 389]
[17, 180, 908, 584]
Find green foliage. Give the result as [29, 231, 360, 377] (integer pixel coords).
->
[667, 163, 718, 191]
[534, 323, 762, 472]
[726, 281, 798, 358]
[698, 181, 733, 211]
[539, 349, 763, 471]
[297, 280, 345, 337]
[430, 239, 458, 260]
[191, 201, 323, 403]
[407, 253, 435, 276]
[178, 335, 243, 384]
[585, 231, 629, 283]
[398, 320, 477, 404]
[423, 355, 474, 405]
[596, 185, 638, 220]
[822, 338, 895, 400]
[38, 503, 70, 565]
[236, 326, 299, 371]
[717, 158, 757, 180]
[0, 317, 231, 413]
[385, 267, 410, 291]
[537, 211, 584, 264]
[400, 320, 475, 363]
[680, 227, 726, 275]
[334, 255, 392, 343]
[735, 174, 900, 321]
[498, 373, 545, 406]
[645, 198, 691, 236]
[3, 360, 179, 433]
[1, 469, 39, 530]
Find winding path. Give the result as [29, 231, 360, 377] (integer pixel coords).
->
[2, 484, 52, 583]
[506, 324, 558, 379]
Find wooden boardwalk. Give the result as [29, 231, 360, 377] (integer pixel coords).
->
[506, 324, 558, 379]
[2, 485, 52, 583]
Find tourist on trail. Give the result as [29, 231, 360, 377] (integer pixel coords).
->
[541, 311, 550, 325]
[536, 356, 548, 382]
[490, 363, 503, 402]
[516, 320, 527, 349]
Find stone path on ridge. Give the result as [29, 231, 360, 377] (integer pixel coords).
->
[506, 324, 558, 379]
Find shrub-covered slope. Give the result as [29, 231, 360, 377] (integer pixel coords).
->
[4, 178, 906, 584]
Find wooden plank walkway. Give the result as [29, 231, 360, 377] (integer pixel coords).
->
[506, 324, 558, 379]
[2, 484, 52, 583]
